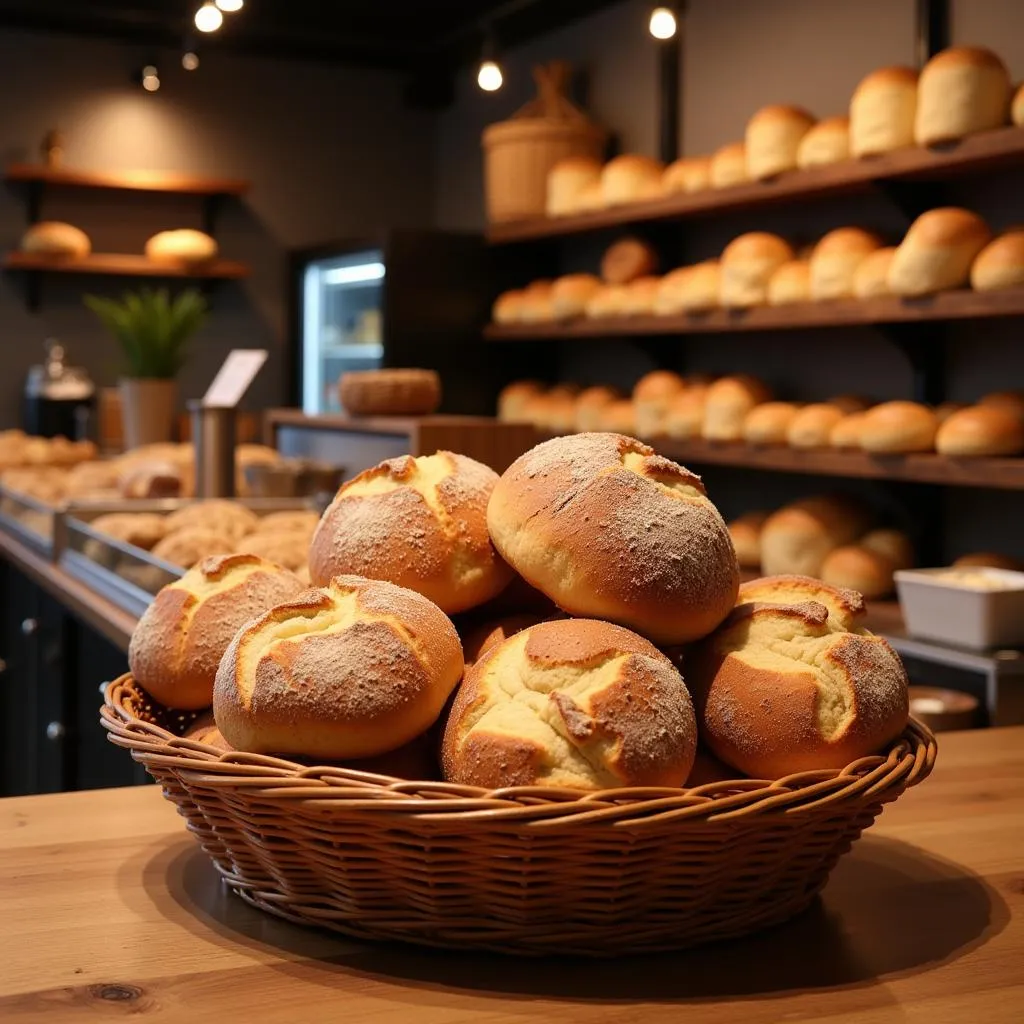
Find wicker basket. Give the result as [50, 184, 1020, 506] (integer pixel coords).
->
[102, 674, 936, 957]
[483, 61, 605, 224]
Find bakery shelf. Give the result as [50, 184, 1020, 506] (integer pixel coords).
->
[4, 163, 249, 197]
[486, 126, 1024, 244]
[3, 251, 250, 279]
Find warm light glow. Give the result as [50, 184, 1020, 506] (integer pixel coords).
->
[322, 262, 386, 286]
[216, 0, 244, 10]
[142, 65, 160, 92]
[194, 3, 224, 33]
[649, 7, 677, 39]
[182, 51, 200, 71]
[477, 60, 503, 92]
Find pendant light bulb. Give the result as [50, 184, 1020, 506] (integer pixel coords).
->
[194, 3, 224, 33]
[182, 51, 200, 71]
[141, 65, 160, 92]
[216, 0, 244, 11]
[477, 59, 503, 92]
[649, 6, 677, 40]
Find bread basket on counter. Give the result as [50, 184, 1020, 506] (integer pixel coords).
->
[102, 675, 935, 957]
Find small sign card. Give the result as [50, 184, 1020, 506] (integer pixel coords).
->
[203, 349, 268, 407]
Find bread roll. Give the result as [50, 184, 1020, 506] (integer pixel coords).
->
[601, 154, 664, 206]
[821, 545, 895, 598]
[492, 289, 524, 324]
[720, 232, 795, 308]
[255, 510, 320, 536]
[852, 246, 897, 298]
[145, 229, 218, 264]
[953, 552, 1024, 571]
[551, 274, 602, 320]
[165, 499, 259, 541]
[442, 619, 697, 790]
[129, 554, 306, 709]
[537, 391, 581, 434]
[935, 405, 1024, 456]
[653, 267, 692, 315]
[488, 433, 739, 644]
[796, 116, 850, 168]
[679, 259, 721, 312]
[702, 376, 771, 442]
[828, 394, 870, 414]
[461, 613, 545, 668]
[915, 46, 1011, 146]
[809, 227, 884, 300]
[633, 370, 686, 437]
[830, 411, 868, 448]
[970, 230, 1024, 291]
[338, 368, 441, 416]
[63, 460, 120, 500]
[519, 281, 555, 323]
[786, 403, 844, 448]
[89, 512, 167, 552]
[584, 284, 629, 318]
[573, 385, 620, 432]
[622, 275, 661, 316]
[183, 712, 233, 752]
[745, 105, 816, 180]
[664, 387, 709, 440]
[935, 401, 966, 423]
[546, 156, 603, 217]
[767, 260, 811, 305]
[21, 221, 91, 257]
[860, 401, 939, 453]
[662, 156, 712, 193]
[980, 390, 1024, 421]
[743, 401, 800, 445]
[1014, 82, 1024, 126]
[849, 66, 919, 157]
[213, 575, 463, 760]
[728, 510, 769, 569]
[888, 208, 991, 296]
[709, 142, 748, 188]
[861, 528, 914, 571]
[601, 236, 659, 284]
[760, 496, 871, 577]
[151, 528, 234, 569]
[689, 576, 909, 778]
[596, 398, 636, 434]
[575, 181, 605, 212]
[497, 380, 545, 422]
[237, 530, 309, 572]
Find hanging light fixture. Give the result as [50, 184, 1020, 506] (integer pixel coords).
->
[194, 3, 224, 33]
[649, 6, 678, 40]
[182, 51, 200, 70]
[215, 0, 244, 10]
[477, 29, 503, 92]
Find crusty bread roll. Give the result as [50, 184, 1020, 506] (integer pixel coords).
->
[575, 181, 605, 212]
[689, 575, 909, 778]
[89, 512, 167, 553]
[970, 230, 1024, 291]
[852, 246, 897, 298]
[62, 460, 121, 500]
[442, 618, 697, 790]
[849, 66, 919, 157]
[498, 380, 545, 422]
[551, 274, 603, 320]
[828, 394, 871, 414]
[728, 510, 769, 569]
[546, 156, 603, 217]
[21, 221, 91, 257]
[662, 155, 712, 194]
[935, 401, 966, 423]
[255, 510, 320, 536]
[935, 405, 1024, 456]
[338, 368, 441, 416]
[709, 142, 749, 188]
[164, 499, 259, 541]
[767, 260, 811, 305]
[861, 527, 914, 571]
[118, 460, 183, 500]
[310, 451, 512, 614]
[663, 386, 709, 440]
[601, 237, 659, 285]
[679, 259, 721, 312]
[237, 530, 309, 572]
[830, 411, 868, 449]
[720, 232, 795, 307]
[633, 370, 686, 438]
[745, 105, 816, 180]
[596, 398, 636, 434]
[809, 227, 884, 300]
[821, 544, 895, 598]
[653, 267, 692, 315]
[213, 575, 463, 760]
[979, 390, 1024, 420]
[492, 289, 524, 324]
[518, 281, 555, 323]
[702, 375, 771, 442]
[601, 154, 664, 206]
[953, 551, 1024, 571]
[584, 283, 629, 318]
[461, 613, 546, 668]
[488, 433, 739, 644]
[859, 400, 939, 453]
[183, 712, 233, 752]
[760, 496, 872, 577]
[622, 275, 661, 316]
[151, 528, 234, 570]
[129, 553, 306, 709]
[145, 229, 218, 264]
[787, 403, 845, 448]
[796, 116, 850, 168]
[574, 385, 620, 432]
[743, 401, 800, 445]
[915, 46, 1011, 146]
[888, 208, 991, 296]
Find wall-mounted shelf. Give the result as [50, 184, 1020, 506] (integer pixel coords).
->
[4, 164, 249, 198]
[486, 126, 1024, 244]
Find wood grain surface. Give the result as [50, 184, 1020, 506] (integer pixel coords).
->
[4, 163, 249, 196]
[0, 727, 1020, 1023]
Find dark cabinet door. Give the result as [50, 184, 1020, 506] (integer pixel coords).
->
[32, 588, 71, 793]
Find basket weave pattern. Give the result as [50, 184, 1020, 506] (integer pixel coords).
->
[102, 675, 936, 956]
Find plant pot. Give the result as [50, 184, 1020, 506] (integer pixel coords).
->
[119, 378, 177, 449]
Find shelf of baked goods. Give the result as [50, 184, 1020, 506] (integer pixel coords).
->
[3, 251, 250, 280]
[4, 163, 249, 197]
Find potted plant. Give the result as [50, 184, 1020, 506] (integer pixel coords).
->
[85, 287, 207, 449]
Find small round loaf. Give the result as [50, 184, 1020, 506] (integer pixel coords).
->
[622, 275, 662, 316]
[979, 390, 1024, 421]
[760, 496, 872, 577]
[745, 105, 816, 180]
[709, 142, 748, 188]
[830, 411, 869, 449]
[743, 401, 800, 445]
[574, 386, 621, 432]
[935, 405, 1024, 456]
[679, 259, 721, 312]
[487, 433, 739, 645]
[852, 246, 897, 298]
[935, 401, 966, 423]
[213, 575, 464, 759]
[820, 544, 895, 598]
[237, 530, 310, 571]
[953, 551, 1024, 571]
[601, 237, 659, 285]
[151, 528, 235, 569]
[442, 618, 698, 790]
[129, 553, 306, 709]
[145, 228, 218, 264]
[551, 274, 602, 319]
[653, 267, 692, 315]
[767, 260, 811, 305]
[860, 400, 939, 453]
[519, 281, 556, 323]
[575, 181, 605, 212]
[595, 398, 636, 434]
[720, 232, 795, 308]
[788, 403, 845, 448]
[461, 612, 545, 667]
[702, 375, 771, 441]
[492, 289, 524, 324]
[546, 156, 603, 217]
[664, 387, 710, 439]
[662, 155, 712, 194]
[255, 510, 320, 536]
[21, 221, 91, 257]
[310, 451, 512, 613]
[633, 370, 686, 438]
[888, 208, 991, 296]
[584, 283, 629, 318]
[728, 510, 769, 569]
[809, 227, 884, 300]
[600, 154, 664, 206]
[532, 389, 578, 433]
[796, 116, 850, 168]
[915, 46, 1011, 146]
[689, 575, 909, 778]
[338, 368, 441, 416]
[970, 230, 1024, 291]
[861, 527, 914, 571]
[849, 66, 919, 157]
[498, 380, 545, 422]
[90, 512, 167, 551]
[164, 499, 258, 541]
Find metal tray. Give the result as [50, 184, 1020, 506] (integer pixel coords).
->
[0, 484, 63, 557]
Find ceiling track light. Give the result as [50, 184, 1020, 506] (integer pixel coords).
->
[477, 29, 504, 92]
[649, 5, 678, 40]
[194, 2, 224, 33]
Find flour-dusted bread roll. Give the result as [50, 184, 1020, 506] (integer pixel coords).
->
[728, 510, 769, 569]
[720, 232, 795, 308]
[310, 451, 512, 614]
[689, 576, 909, 778]
[21, 221, 91, 257]
[702, 375, 771, 442]
[662, 155, 712, 193]
[760, 496, 872, 577]
[970, 230, 1024, 291]
[709, 142, 749, 188]
[859, 400, 939, 453]
[861, 527, 914, 571]
[787, 403, 845, 448]
[460, 613, 546, 668]
[546, 155, 603, 217]
[633, 370, 686, 438]
[600, 154, 664, 206]
[679, 259, 721, 312]
[487, 433, 740, 645]
[742, 401, 800, 445]
[492, 289, 524, 324]
[796, 116, 850, 168]
[820, 545, 896, 599]
[935, 405, 1024, 456]
[550, 273, 603, 319]
[888, 208, 991, 296]
[574, 385, 621, 432]
[830, 411, 869, 449]
[915, 46, 1011, 146]
[497, 380, 545, 422]
[852, 246, 897, 298]
[213, 575, 464, 760]
[442, 618, 698, 790]
[145, 229, 218, 264]
[129, 553, 306, 709]
[767, 260, 811, 305]
[601, 236, 659, 285]
[745, 105, 816, 180]
[849, 66, 919, 157]
[809, 227, 884, 300]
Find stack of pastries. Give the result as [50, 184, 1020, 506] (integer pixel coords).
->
[127, 433, 911, 790]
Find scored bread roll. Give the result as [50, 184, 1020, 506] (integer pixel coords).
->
[720, 232, 795, 308]
[601, 154, 664, 206]
[492, 289, 524, 325]
[709, 142, 749, 188]
[689, 576, 909, 778]
[809, 227, 884, 300]
[633, 370, 686, 438]
[830, 411, 868, 448]
[663, 387, 709, 439]
[820, 545, 896, 598]
[546, 156, 603, 217]
[679, 259, 721, 312]
[551, 274, 603, 319]
[653, 267, 692, 316]
[852, 246, 897, 298]
[888, 208, 992, 296]
[21, 221, 91, 257]
[787, 403, 845, 448]
[622, 275, 661, 316]
[601, 237, 659, 285]
[860, 401, 939, 453]
[935, 405, 1024, 456]
[497, 380, 545, 422]
[129, 554, 306, 709]
[213, 575, 464, 760]
[662, 155, 712, 194]
[596, 398, 636, 434]
[487, 433, 740, 644]
[796, 116, 850, 168]
[767, 260, 811, 305]
[702, 375, 771, 442]
[145, 229, 218, 264]
[745, 105, 816, 180]
[970, 230, 1024, 291]
[584, 283, 629, 318]
[309, 451, 513, 613]
[861, 527, 914, 571]
[849, 66, 919, 157]
[760, 495, 872, 577]
[728, 510, 769, 569]
[915, 46, 1011, 146]
[743, 401, 800, 445]
[574, 385, 621, 432]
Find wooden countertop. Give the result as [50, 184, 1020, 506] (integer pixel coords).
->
[1, 727, 1020, 1023]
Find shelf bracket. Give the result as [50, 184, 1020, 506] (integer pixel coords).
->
[877, 322, 945, 405]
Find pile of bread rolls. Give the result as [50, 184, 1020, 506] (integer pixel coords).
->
[543, 45, 1021, 220]
[126, 433, 911, 788]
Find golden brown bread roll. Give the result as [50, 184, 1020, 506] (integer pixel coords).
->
[88, 512, 168, 557]
[787, 403, 845, 448]
[594, 398, 636, 434]
[743, 401, 800, 445]
[809, 227, 884, 300]
[796, 116, 850, 168]
[601, 237, 659, 285]
[487, 433, 739, 645]
[849, 66, 919, 157]
[632, 370, 686, 437]
[709, 142, 749, 188]
[584, 283, 628, 318]
[129, 553, 306, 709]
[145, 229, 218, 264]
[255, 510, 320, 536]
[213, 575, 463, 760]
[492, 289, 524, 325]
[935, 405, 1024, 456]
[653, 267, 692, 315]
[888, 208, 992, 296]
[953, 551, 1024, 571]
[600, 154, 664, 206]
[820, 544, 895, 598]
[62, 460, 121, 500]
[662, 155, 712, 193]
[461, 612, 546, 667]
[518, 281, 555, 323]
[728, 510, 769, 569]
[574, 385, 620, 432]
[151, 528, 235, 569]
[745, 105, 816, 180]
[622, 275, 662, 316]
[309, 451, 511, 614]
[182, 712, 233, 751]
[338, 368, 441, 416]
[679, 260, 721, 312]
[498, 380, 545, 422]
[852, 246, 897, 298]
[551, 274, 603, 319]
[546, 156, 603, 217]
[1014, 82, 1024, 126]
[859, 401, 939, 453]
[830, 411, 868, 449]
[530, 391, 578, 434]
[861, 528, 914, 571]
[702, 375, 772, 441]
[970, 230, 1024, 291]
[828, 394, 871, 414]
[760, 496, 872, 577]
[663, 387, 709, 440]
[237, 530, 310, 571]
[21, 221, 91, 257]
[442, 618, 698, 790]
[720, 232, 795, 308]
[689, 575, 909, 778]
[164, 499, 259, 542]
[915, 46, 1011, 146]
[767, 260, 811, 305]
[979, 390, 1024, 421]
[935, 401, 966, 423]
[574, 181, 605, 212]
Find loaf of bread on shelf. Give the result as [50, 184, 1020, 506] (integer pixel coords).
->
[582, 283, 625, 318]
[953, 551, 1024, 570]
[679, 259, 721, 312]
[745, 105, 816, 180]
[546, 155, 603, 217]
[600, 154, 664, 205]
[164, 499, 259, 541]
[497, 380, 545, 422]
[935, 405, 1024, 456]
[970, 230, 1024, 291]
[728, 510, 769, 569]
[861, 527, 914, 571]
[915, 46, 1011, 146]
[720, 232, 795, 308]
[830, 411, 868, 448]
[888, 208, 991, 296]
[573, 385, 620, 432]
[601, 237, 659, 284]
[595, 398, 636, 434]
[709, 142, 749, 188]
[338, 368, 442, 416]
[828, 394, 870, 414]
[980, 390, 1024, 420]
[255, 510, 320, 536]
[743, 401, 800, 445]
[518, 280, 556, 322]
[767, 260, 811, 305]
[796, 116, 850, 168]
[492, 289, 524, 324]
[849, 66, 919, 157]
[236, 530, 310, 572]
[820, 544, 896, 598]
[662, 155, 712, 193]
[859, 400, 939, 453]
[145, 229, 218, 264]
[787, 403, 845, 448]
[760, 495, 871, 577]
[633, 370, 686, 437]
[702, 375, 772, 441]
[663, 386, 709, 439]
[622, 275, 661, 316]
[653, 267, 692, 315]
[935, 401, 966, 423]
[852, 246, 897, 298]
[551, 273, 603, 319]
[21, 221, 91, 257]
[809, 227, 884, 300]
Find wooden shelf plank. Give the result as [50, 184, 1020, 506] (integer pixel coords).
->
[3, 251, 250, 279]
[4, 163, 249, 196]
[487, 126, 1024, 244]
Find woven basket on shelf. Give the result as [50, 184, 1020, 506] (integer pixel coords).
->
[102, 674, 936, 957]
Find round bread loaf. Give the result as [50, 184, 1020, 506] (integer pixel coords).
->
[935, 405, 1024, 456]
[63, 460, 121, 500]
[145, 228, 218, 264]
[720, 232, 795, 308]
[859, 400, 939, 453]
[492, 289, 524, 324]
[830, 411, 869, 448]
[861, 527, 914, 570]
[90, 512, 167, 551]
[760, 496, 872, 577]
[820, 544, 895, 598]
[584, 283, 628, 318]
[743, 401, 800, 445]
[461, 612, 545, 667]
[809, 227, 884, 300]
[497, 380, 545, 422]
[852, 247, 897, 298]
[728, 510, 768, 569]
[622, 275, 662, 316]
[970, 230, 1024, 291]
[487, 433, 739, 644]
[575, 181, 605, 212]
[309, 451, 512, 613]
[600, 154, 664, 206]
[679, 259, 721, 311]
[745, 105, 816, 180]
[151, 528, 235, 569]
[702, 375, 771, 441]
[551, 274, 602, 320]
[338, 368, 441, 416]
[596, 398, 636, 433]
[653, 267, 692, 315]
[213, 575, 463, 759]
[574, 385, 621, 432]
[709, 142, 748, 188]
[529, 391, 577, 433]
[849, 66, 919, 157]
[129, 553, 306, 709]
[164, 499, 258, 541]
[662, 155, 712, 194]
[828, 394, 870, 414]
[664, 386, 710, 439]
[255, 510, 320, 535]
[633, 370, 686, 438]
[915, 46, 1011, 146]
[888, 208, 991, 297]
[787, 403, 845, 448]
[767, 260, 811, 305]
[519, 281, 556, 322]
[442, 618, 698, 790]
[689, 575, 909, 778]
[935, 401, 966, 423]
[237, 530, 310, 571]
[796, 116, 850, 168]
[546, 156, 603, 217]
[21, 221, 91, 257]
[601, 237, 659, 285]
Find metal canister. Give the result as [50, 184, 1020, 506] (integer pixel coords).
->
[189, 401, 236, 498]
